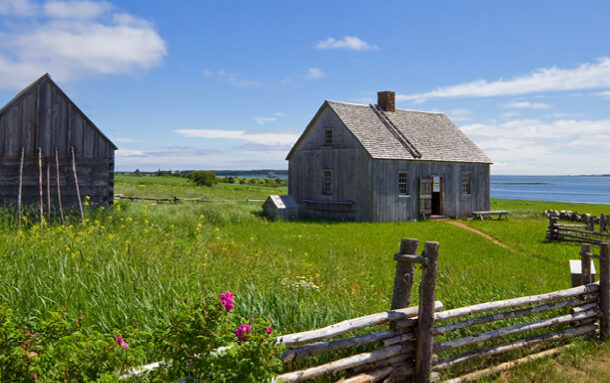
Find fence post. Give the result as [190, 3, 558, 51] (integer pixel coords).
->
[600, 242, 610, 339]
[547, 217, 558, 242]
[580, 243, 592, 284]
[391, 238, 418, 310]
[415, 241, 439, 383]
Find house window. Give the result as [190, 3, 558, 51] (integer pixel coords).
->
[461, 172, 471, 195]
[398, 171, 409, 195]
[322, 170, 332, 194]
[324, 128, 333, 145]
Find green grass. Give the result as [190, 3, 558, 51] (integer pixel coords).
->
[2, 174, 610, 381]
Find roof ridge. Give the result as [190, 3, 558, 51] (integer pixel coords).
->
[369, 104, 422, 159]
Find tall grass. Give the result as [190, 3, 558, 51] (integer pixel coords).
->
[1, 174, 608, 373]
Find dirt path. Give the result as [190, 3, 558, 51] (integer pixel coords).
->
[445, 220, 513, 251]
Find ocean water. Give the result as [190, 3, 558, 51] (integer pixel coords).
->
[490, 176, 610, 205]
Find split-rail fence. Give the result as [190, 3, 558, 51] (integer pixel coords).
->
[126, 239, 610, 382]
[274, 239, 609, 383]
[547, 216, 610, 245]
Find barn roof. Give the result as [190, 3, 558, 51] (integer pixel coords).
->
[0, 73, 117, 150]
[287, 100, 491, 164]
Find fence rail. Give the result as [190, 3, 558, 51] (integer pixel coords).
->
[547, 216, 610, 244]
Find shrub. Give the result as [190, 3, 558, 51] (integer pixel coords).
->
[187, 171, 217, 187]
[150, 293, 283, 382]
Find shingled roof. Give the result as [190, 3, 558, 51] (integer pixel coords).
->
[288, 100, 492, 164]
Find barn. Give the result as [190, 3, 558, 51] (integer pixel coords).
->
[286, 91, 492, 221]
[0, 73, 117, 210]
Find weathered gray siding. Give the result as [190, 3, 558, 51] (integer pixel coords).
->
[371, 160, 490, 221]
[0, 75, 116, 207]
[289, 106, 372, 221]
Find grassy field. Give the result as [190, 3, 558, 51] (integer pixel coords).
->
[2, 174, 610, 381]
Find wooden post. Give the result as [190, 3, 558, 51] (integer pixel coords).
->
[71, 147, 84, 222]
[17, 147, 24, 229]
[55, 148, 64, 224]
[415, 241, 439, 383]
[547, 217, 558, 242]
[581, 243, 592, 284]
[38, 147, 43, 229]
[600, 242, 610, 339]
[46, 161, 51, 218]
[392, 238, 418, 309]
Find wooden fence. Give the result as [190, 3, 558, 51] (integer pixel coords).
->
[274, 239, 610, 383]
[114, 194, 264, 204]
[547, 216, 610, 245]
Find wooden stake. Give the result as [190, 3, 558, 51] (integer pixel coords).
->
[55, 148, 64, 224]
[392, 238, 418, 309]
[17, 147, 24, 229]
[38, 147, 43, 229]
[71, 146, 84, 222]
[415, 241, 439, 383]
[600, 242, 610, 339]
[581, 243, 592, 284]
[46, 161, 51, 218]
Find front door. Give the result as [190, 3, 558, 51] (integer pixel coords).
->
[419, 177, 432, 220]
[432, 176, 443, 216]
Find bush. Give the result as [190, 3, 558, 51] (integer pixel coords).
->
[0, 291, 282, 382]
[151, 293, 282, 382]
[187, 171, 217, 187]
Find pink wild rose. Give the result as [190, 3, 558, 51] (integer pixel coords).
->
[220, 291, 235, 312]
[117, 336, 129, 349]
[266, 327, 273, 334]
[235, 324, 252, 341]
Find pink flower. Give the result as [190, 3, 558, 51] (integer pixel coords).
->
[117, 336, 129, 349]
[266, 327, 273, 334]
[235, 324, 252, 341]
[33, 374, 37, 381]
[220, 291, 235, 313]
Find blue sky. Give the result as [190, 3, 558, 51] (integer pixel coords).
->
[0, 0, 609, 174]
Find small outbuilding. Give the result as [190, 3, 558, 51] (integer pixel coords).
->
[0, 73, 117, 208]
[287, 91, 492, 221]
[263, 195, 299, 220]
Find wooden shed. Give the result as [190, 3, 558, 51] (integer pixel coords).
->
[0, 73, 117, 209]
[263, 195, 299, 220]
[287, 91, 492, 221]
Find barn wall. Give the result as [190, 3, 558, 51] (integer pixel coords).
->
[0, 157, 114, 208]
[288, 106, 372, 221]
[0, 77, 115, 159]
[371, 160, 490, 221]
[0, 75, 115, 208]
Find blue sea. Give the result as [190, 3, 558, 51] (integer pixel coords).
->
[491, 176, 610, 205]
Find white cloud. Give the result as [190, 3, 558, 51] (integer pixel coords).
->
[315, 36, 377, 51]
[460, 118, 610, 174]
[215, 70, 260, 87]
[175, 129, 300, 146]
[598, 90, 610, 98]
[306, 67, 325, 79]
[116, 145, 288, 171]
[0, 0, 37, 16]
[398, 58, 610, 102]
[446, 108, 472, 122]
[202, 69, 213, 77]
[44, 0, 110, 19]
[0, 1, 166, 89]
[502, 111, 521, 118]
[502, 101, 551, 109]
[254, 113, 283, 125]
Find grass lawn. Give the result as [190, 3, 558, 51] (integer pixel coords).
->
[2, 173, 609, 381]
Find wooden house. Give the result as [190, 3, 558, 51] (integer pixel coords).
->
[286, 91, 492, 221]
[263, 194, 299, 220]
[0, 73, 117, 209]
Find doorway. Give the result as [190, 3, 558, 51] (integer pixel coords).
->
[431, 176, 443, 216]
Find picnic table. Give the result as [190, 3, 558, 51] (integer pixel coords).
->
[472, 210, 509, 221]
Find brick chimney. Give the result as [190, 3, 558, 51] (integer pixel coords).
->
[377, 91, 395, 112]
